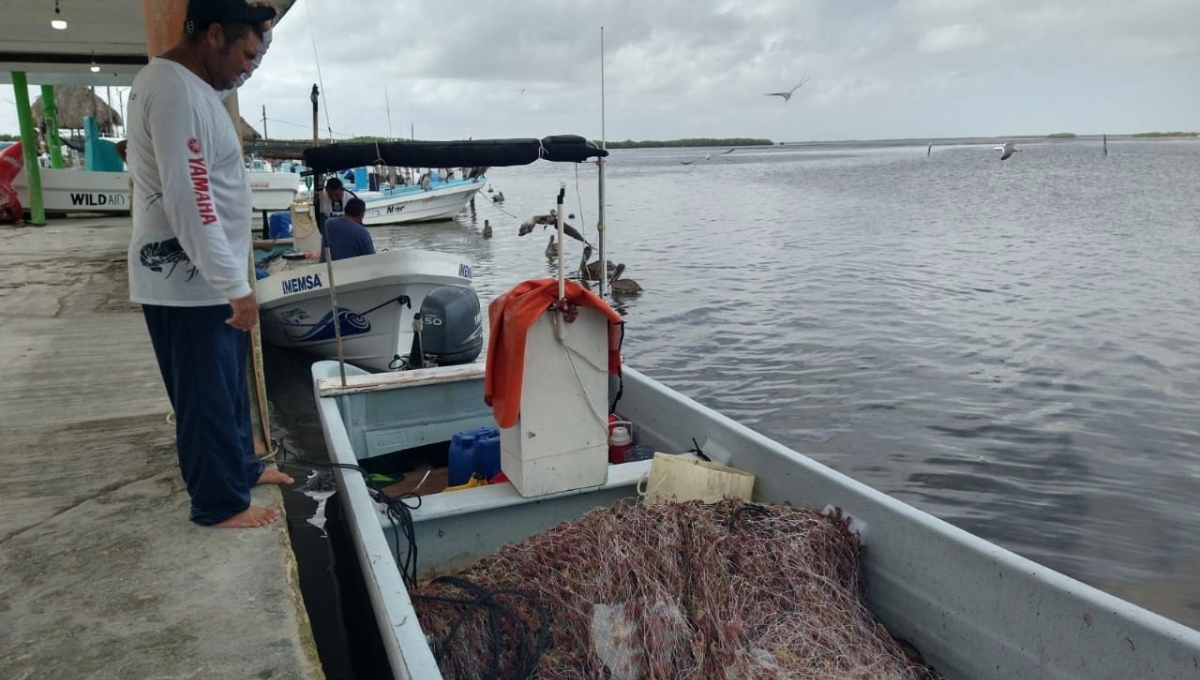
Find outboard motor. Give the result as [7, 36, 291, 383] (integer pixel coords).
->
[402, 286, 483, 369]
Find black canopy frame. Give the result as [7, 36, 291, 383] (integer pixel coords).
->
[301, 134, 607, 175]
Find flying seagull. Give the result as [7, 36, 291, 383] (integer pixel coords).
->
[765, 76, 812, 102]
[994, 141, 1021, 161]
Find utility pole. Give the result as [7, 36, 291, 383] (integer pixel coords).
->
[310, 84, 319, 146]
[262, 104, 267, 140]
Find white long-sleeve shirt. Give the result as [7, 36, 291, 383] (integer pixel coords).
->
[125, 31, 271, 306]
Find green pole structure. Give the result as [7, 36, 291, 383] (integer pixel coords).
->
[11, 72, 46, 226]
[40, 85, 64, 169]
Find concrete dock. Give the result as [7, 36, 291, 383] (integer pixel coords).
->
[0, 218, 324, 680]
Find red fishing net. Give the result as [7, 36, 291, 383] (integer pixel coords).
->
[412, 498, 940, 679]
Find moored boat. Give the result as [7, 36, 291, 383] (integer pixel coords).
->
[255, 249, 478, 372]
[353, 176, 487, 226]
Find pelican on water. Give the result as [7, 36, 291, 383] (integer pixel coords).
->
[608, 263, 643, 296]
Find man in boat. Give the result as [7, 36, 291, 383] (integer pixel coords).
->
[304, 197, 374, 262]
[318, 176, 358, 222]
[125, 0, 292, 529]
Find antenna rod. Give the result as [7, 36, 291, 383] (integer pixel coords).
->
[556, 184, 567, 301]
[597, 26, 608, 297]
[600, 27, 606, 150]
[324, 246, 347, 386]
[310, 84, 319, 146]
[385, 85, 393, 141]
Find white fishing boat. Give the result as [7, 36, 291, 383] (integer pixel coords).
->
[355, 177, 487, 226]
[6, 141, 301, 217]
[301, 135, 1200, 680]
[255, 249, 480, 372]
[10, 165, 300, 215]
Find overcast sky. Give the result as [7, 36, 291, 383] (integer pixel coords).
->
[4, 0, 1199, 143]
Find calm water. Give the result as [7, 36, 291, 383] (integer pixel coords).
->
[354, 138, 1200, 631]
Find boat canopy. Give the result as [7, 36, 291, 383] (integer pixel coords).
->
[301, 135, 608, 175]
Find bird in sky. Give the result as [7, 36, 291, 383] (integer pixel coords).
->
[994, 141, 1021, 160]
[765, 76, 812, 102]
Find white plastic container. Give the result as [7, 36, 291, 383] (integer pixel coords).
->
[499, 306, 610, 496]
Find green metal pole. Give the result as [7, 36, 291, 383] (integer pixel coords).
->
[11, 73, 46, 226]
[40, 85, 64, 169]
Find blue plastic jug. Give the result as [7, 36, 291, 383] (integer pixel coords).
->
[448, 426, 501, 486]
[268, 211, 293, 239]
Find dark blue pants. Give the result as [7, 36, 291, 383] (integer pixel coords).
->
[142, 304, 264, 525]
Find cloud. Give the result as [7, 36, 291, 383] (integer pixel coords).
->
[2, 0, 1197, 141]
[918, 24, 990, 53]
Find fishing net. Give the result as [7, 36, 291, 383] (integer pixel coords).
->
[411, 498, 940, 679]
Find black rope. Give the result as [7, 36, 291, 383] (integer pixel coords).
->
[412, 576, 550, 680]
[275, 439, 422, 588]
[276, 439, 550, 678]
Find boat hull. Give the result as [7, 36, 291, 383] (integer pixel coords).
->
[313, 360, 1200, 680]
[12, 168, 299, 215]
[357, 178, 485, 226]
[257, 250, 473, 372]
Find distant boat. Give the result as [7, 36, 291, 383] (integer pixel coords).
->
[353, 175, 487, 226]
[327, 164, 486, 226]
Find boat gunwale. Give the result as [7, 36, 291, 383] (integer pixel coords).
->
[313, 360, 1200, 680]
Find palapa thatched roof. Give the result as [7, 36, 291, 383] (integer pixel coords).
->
[32, 86, 122, 133]
[239, 118, 262, 142]
[31, 86, 262, 142]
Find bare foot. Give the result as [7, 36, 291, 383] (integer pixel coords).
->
[257, 467, 294, 486]
[213, 505, 279, 528]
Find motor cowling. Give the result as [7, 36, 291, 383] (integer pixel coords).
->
[408, 286, 483, 367]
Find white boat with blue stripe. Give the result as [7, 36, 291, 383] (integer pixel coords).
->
[255, 249, 476, 372]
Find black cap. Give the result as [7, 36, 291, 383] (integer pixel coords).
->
[186, 0, 276, 34]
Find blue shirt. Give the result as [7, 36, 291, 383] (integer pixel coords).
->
[320, 217, 375, 262]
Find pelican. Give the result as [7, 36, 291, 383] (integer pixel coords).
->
[482, 219, 493, 238]
[586, 259, 618, 280]
[492, 191, 505, 203]
[994, 141, 1021, 160]
[608, 263, 643, 296]
[577, 245, 617, 280]
[680, 154, 713, 166]
[519, 210, 590, 245]
[765, 75, 811, 102]
[545, 235, 560, 259]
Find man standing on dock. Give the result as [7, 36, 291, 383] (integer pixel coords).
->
[125, 0, 292, 528]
